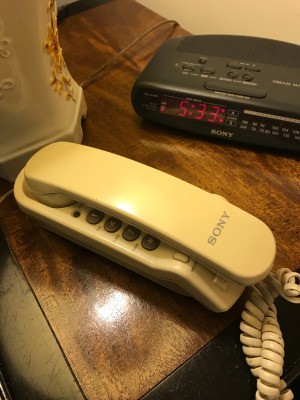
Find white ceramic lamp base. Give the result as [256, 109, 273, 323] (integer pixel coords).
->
[0, 0, 87, 181]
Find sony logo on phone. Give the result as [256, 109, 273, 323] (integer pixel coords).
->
[208, 211, 230, 246]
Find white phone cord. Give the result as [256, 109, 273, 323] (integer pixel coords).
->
[240, 268, 300, 400]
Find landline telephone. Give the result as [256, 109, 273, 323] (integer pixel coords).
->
[13, 142, 300, 399]
[14, 141, 276, 312]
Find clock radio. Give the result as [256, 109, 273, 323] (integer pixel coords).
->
[131, 35, 300, 152]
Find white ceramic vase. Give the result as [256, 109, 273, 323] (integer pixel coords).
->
[0, 0, 87, 181]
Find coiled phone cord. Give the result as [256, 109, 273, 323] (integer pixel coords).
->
[240, 268, 300, 400]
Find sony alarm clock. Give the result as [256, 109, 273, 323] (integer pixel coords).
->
[131, 35, 300, 152]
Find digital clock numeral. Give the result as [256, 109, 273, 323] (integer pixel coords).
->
[207, 105, 220, 122]
[194, 103, 207, 120]
[178, 100, 188, 117]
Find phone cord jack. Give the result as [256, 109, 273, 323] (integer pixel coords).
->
[240, 268, 300, 400]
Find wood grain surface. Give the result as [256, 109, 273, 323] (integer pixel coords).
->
[0, 1, 299, 399]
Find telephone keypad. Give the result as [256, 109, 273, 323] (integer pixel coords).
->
[74, 205, 161, 252]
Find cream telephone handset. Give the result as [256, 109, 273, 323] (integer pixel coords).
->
[14, 142, 276, 312]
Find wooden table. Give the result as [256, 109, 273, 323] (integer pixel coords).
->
[0, 1, 299, 399]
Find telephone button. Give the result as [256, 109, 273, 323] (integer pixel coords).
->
[122, 225, 141, 241]
[86, 209, 104, 224]
[173, 252, 189, 263]
[104, 217, 122, 233]
[213, 275, 228, 291]
[141, 234, 160, 251]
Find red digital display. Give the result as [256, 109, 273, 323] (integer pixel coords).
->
[160, 96, 226, 125]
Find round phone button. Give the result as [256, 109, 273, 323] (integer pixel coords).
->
[141, 234, 160, 251]
[86, 209, 104, 224]
[104, 217, 122, 232]
[122, 225, 141, 241]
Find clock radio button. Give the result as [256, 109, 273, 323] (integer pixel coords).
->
[198, 56, 207, 64]
[200, 66, 215, 75]
[182, 65, 195, 72]
[226, 63, 242, 69]
[245, 66, 261, 72]
[204, 81, 267, 98]
[227, 71, 238, 79]
[243, 73, 254, 81]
